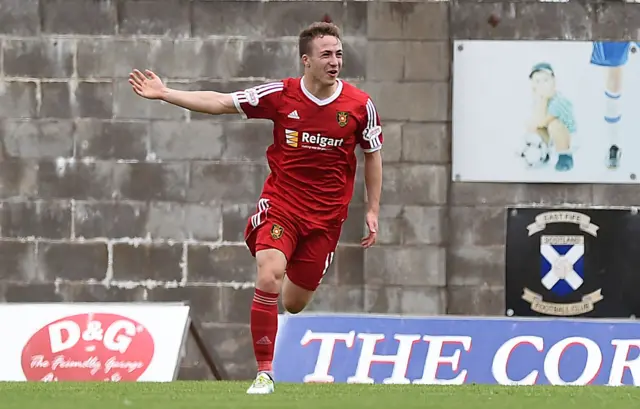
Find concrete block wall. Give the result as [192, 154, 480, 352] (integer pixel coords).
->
[0, 0, 633, 379]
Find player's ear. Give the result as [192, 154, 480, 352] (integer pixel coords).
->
[301, 54, 310, 68]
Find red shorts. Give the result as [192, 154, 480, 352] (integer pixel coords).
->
[244, 198, 341, 291]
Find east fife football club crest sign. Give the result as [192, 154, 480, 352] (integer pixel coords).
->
[505, 207, 640, 318]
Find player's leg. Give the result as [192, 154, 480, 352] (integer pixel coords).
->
[545, 95, 577, 172]
[245, 248, 285, 395]
[252, 248, 285, 367]
[547, 119, 573, 171]
[603, 66, 623, 168]
[281, 226, 339, 314]
[590, 41, 629, 168]
[244, 203, 299, 394]
[281, 275, 315, 314]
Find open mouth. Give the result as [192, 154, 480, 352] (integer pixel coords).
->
[327, 70, 338, 77]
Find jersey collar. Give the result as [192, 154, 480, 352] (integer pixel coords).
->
[300, 76, 343, 106]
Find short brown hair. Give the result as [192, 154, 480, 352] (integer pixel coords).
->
[298, 22, 341, 58]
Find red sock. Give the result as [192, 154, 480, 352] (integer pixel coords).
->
[251, 288, 279, 372]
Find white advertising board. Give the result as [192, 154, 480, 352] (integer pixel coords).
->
[0, 302, 191, 382]
[452, 40, 640, 183]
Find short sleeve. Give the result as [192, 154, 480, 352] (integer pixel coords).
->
[547, 97, 565, 119]
[548, 95, 577, 133]
[231, 82, 284, 120]
[357, 98, 384, 153]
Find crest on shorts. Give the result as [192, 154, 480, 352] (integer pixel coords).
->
[270, 224, 283, 240]
[337, 111, 349, 127]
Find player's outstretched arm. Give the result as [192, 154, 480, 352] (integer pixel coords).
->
[128, 69, 238, 115]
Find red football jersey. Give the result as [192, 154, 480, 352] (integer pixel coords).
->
[231, 77, 384, 226]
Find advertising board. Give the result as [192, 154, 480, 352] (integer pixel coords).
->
[0, 302, 191, 382]
[274, 313, 640, 386]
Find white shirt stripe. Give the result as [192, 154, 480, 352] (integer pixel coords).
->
[232, 83, 284, 118]
[363, 98, 382, 152]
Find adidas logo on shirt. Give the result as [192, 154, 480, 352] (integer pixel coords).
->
[288, 110, 300, 119]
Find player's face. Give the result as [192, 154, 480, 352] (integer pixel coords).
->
[531, 71, 555, 98]
[306, 36, 343, 86]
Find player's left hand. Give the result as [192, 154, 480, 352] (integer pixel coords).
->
[361, 210, 378, 248]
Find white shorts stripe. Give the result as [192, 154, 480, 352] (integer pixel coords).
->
[319, 251, 335, 284]
[251, 198, 270, 229]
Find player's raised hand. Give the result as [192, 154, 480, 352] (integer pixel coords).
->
[361, 210, 378, 248]
[128, 69, 165, 100]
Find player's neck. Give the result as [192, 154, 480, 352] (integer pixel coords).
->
[302, 75, 338, 101]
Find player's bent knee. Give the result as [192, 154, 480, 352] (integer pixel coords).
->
[255, 249, 287, 293]
[282, 298, 307, 314]
[281, 277, 314, 314]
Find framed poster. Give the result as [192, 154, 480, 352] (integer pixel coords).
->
[505, 206, 640, 318]
[453, 40, 640, 183]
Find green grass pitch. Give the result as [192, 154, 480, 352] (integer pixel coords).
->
[2, 381, 640, 409]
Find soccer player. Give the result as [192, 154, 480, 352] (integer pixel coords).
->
[590, 41, 639, 169]
[128, 21, 383, 394]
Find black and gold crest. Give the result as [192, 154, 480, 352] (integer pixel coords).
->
[337, 111, 349, 127]
[270, 223, 284, 240]
[505, 206, 640, 319]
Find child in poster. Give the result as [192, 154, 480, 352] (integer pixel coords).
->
[524, 62, 577, 172]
